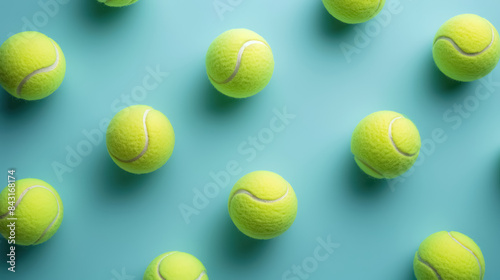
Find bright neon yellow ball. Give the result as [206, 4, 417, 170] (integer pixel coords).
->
[414, 231, 485, 280]
[433, 14, 500, 82]
[206, 29, 274, 98]
[0, 178, 64, 246]
[351, 111, 421, 179]
[143, 252, 208, 280]
[228, 171, 298, 239]
[0, 31, 66, 100]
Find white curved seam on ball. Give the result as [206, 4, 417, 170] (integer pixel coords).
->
[434, 25, 495, 57]
[195, 271, 207, 280]
[388, 117, 417, 157]
[113, 109, 151, 163]
[417, 253, 442, 280]
[16, 41, 60, 97]
[212, 40, 267, 84]
[32, 186, 61, 245]
[448, 232, 482, 278]
[231, 185, 290, 203]
[0, 185, 60, 244]
[355, 157, 384, 177]
[156, 252, 176, 280]
[373, 0, 383, 16]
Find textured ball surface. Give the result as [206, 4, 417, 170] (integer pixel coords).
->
[0, 178, 64, 246]
[98, 0, 139, 7]
[322, 0, 386, 24]
[206, 29, 274, 98]
[228, 171, 298, 240]
[414, 231, 485, 280]
[0, 31, 66, 100]
[143, 251, 208, 280]
[351, 111, 421, 179]
[106, 105, 175, 174]
[433, 14, 500, 82]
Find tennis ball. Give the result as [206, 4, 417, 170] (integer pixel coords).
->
[106, 105, 175, 174]
[206, 29, 274, 98]
[0, 31, 66, 100]
[414, 231, 485, 280]
[98, 0, 139, 7]
[0, 178, 64, 246]
[433, 14, 500, 82]
[322, 0, 386, 24]
[351, 111, 421, 179]
[228, 171, 298, 240]
[143, 251, 208, 280]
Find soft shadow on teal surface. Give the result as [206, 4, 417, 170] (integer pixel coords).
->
[0, 241, 46, 271]
[94, 151, 175, 199]
[344, 148, 385, 196]
[84, 0, 134, 19]
[208, 206, 274, 268]
[0, 90, 51, 120]
[426, 54, 465, 93]
[196, 68, 256, 116]
[316, 2, 354, 36]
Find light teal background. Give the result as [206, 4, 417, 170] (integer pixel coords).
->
[1, 0, 500, 279]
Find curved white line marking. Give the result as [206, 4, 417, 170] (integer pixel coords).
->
[195, 271, 207, 280]
[17, 41, 60, 97]
[388, 117, 417, 157]
[211, 40, 268, 84]
[0, 185, 61, 245]
[156, 252, 175, 280]
[231, 184, 290, 203]
[112, 109, 151, 163]
[156, 252, 206, 280]
[373, 0, 383, 15]
[355, 156, 384, 177]
[448, 232, 483, 278]
[434, 25, 495, 57]
[417, 253, 442, 280]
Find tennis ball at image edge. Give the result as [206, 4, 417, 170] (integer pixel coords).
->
[228, 171, 298, 240]
[98, 0, 139, 7]
[433, 14, 500, 82]
[143, 251, 208, 280]
[414, 231, 485, 280]
[0, 178, 64, 246]
[206, 29, 275, 98]
[351, 111, 421, 179]
[106, 105, 175, 174]
[0, 31, 66, 100]
[322, 0, 386, 24]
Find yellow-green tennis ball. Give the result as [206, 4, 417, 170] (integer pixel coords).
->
[322, 0, 386, 24]
[0, 178, 64, 246]
[106, 105, 175, 174]
[414, 231, 485, 280]
[206, 29, 274, 98]
[143, 251, 208, 280]
[98, 0, 139, 7]
[228, 171, 298, 240]
[0, 31, 66, 100]
[433, 14, 500, 82]
[351, 111, 421, 179]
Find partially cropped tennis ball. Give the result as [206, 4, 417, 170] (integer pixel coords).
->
[143, 251, 208, 280]
[433, 14, 500, 82]
[206, 29, 274, 98]
[322, 0, 386, 24]
[98, 0, 139, 7]
[106, 105, 175, 174]
[351, 111, 421, 179]
[414, 231, 485, 280]
[228, 171, 297, 240]
[0, 31, 66, 100]
[0, 178, 64, 246]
